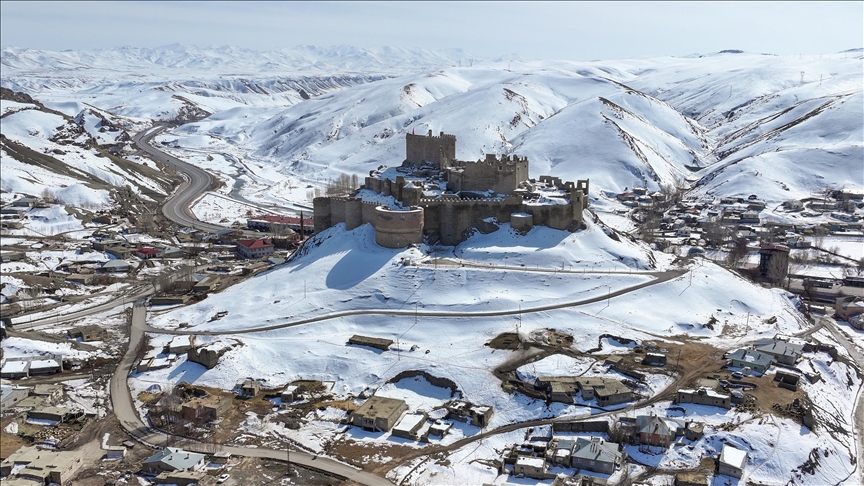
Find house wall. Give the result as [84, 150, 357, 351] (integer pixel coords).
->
[718, 463, 743, 479]
[571, 456, 614, 474]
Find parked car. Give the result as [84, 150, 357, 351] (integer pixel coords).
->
[217, 474, 230, 483]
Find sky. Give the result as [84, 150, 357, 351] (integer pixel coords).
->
[1, 1, 861, 60]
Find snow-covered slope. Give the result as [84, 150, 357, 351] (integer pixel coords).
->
[159, 52, 861, 208]
[0, 95, 174, 206]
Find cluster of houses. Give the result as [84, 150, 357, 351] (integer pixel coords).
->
[536, 376, 637, 407]
[0, 383, 87, 427]
[0, 356, 63, 380]
[503, 412, 748, 483]
[348, 394, 494, 442]
[628, 188, 863, 268]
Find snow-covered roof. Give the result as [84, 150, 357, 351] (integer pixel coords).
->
[393, 413, 426, 433]
[1, 361, 30, 373]
[720, 444, 747, 469]
[29, 359, 60, 369]
[515, 456, 545, 468]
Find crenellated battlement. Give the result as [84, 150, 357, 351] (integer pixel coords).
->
[314, 130, 590, 247]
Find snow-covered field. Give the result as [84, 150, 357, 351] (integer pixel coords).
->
[123, 219, 859, 484]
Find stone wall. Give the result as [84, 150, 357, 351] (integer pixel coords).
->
[405, 130, 456, 168]
[314, 192, 587, 248]
[449, 154, 529, 194]
[374, 206, 424, 248]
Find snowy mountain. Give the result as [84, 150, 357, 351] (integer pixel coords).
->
[1, 44, 482, 75]
[156, 51, 862, 209]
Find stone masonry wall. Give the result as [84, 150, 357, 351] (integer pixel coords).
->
[405, 131, 456, 168]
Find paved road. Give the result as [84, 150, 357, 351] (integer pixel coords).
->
[110, 303, 393, 486]
[143, 269, 687, 336]
[817, 316, 864, 479]
[10, 285, 153, 330]
[133, 127, 224, 233]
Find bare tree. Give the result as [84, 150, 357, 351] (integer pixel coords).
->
[727, 237, 749, 268]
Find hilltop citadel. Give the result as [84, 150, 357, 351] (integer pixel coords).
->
[313, 130, 590, 247]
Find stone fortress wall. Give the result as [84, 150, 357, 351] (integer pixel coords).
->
[314, 131, 590, 248]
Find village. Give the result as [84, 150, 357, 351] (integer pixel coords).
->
[1, 126, 863, 486]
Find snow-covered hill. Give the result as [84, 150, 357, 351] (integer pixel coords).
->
[0, 92, 175, 207]
[156, 51, 862, 209]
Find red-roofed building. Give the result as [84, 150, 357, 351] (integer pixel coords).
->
[136, 247, 163, 259]
[237, 238, 274, 259]
[247, 214, 314, 234]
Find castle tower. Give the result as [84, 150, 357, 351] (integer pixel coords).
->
[404, 130, 456, 169]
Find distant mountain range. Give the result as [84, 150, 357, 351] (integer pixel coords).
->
[1, 44, 484, 74]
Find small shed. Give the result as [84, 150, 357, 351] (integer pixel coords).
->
[348, 334, 393, 351]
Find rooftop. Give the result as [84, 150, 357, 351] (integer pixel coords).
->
[720, 444, 748, 469]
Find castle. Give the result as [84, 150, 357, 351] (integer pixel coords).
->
[313, 130, 589, 248]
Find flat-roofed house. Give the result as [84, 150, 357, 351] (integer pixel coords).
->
[350, 396, 408, 432]
[676, 387, 732, 409]
[0, 445, 84, 485]
[513, 456, 547, 480]
[1, 360, 30, 379]
[718, 444, 747, 478]
[142, 447, 206, 474]
[391, 412, 428, 440]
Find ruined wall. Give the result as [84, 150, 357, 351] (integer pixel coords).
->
[449, 154, 529, 194]
[405, 131, 456, 169]
[374, 206, 424, 248]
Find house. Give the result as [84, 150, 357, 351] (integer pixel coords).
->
[513, 456, 547, 480]
[67, 325, 105, 342]
[1, 359, 31, 379]
[725, 348, 774, 374]
[775, 371, 801, 391]
[445, 400, 494, 427]
[0, 445, 84, 485]
[11, 197, 37, 208]
[142, 447, 206, 474]
[0, 385, 30, 407]
[592, 380, 635, 406]
[718, 444, 747, 478]
[153, 470, 208, 486]
[569, 437, 625, 474]
[758, 244, 790, 283]
[642, 352, 667, 366]
[136, 247, 163, 259]
[347, 334, 394, 351]
[31, 384, 64, 404]
[236, 238, 275, 259]
[161, 247, 186, 259]
[239, 380, 261, 398]
[28, 406, 77, 423]
[391, 412, 428, 440]
[635, 415, 684, 447]
[181, 395, 231, 422]
[105, 445, 127, 460]
[65, 274, 93, 285]
[675, 387, 732, 409]
[99, 259, 131, 273]
[168, 335, 195, 354]
[427, 420, 453, 438]
[835, 296, 864, 321]
[28, 358, 61, 375]
[752, 339, 804, 365]
[280, 385, 300, 404]
[684, 421, 704, 441]
[351, 396, 408, 432]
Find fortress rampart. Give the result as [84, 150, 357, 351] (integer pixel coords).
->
[313, 131, 590, 248]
